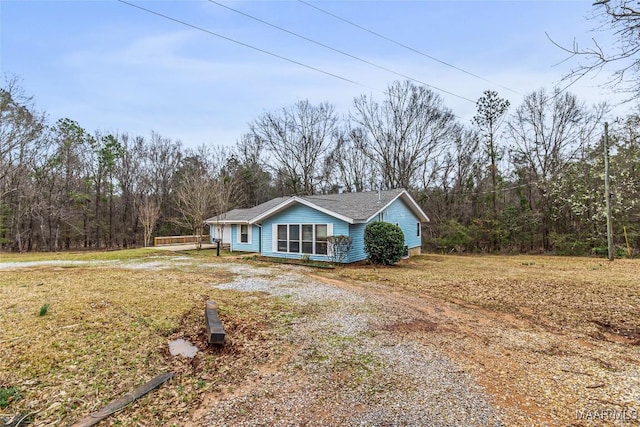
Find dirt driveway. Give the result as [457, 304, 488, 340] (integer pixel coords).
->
[191, 263, 503, 426]
[187, 258, 640, 427]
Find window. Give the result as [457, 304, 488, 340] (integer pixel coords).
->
[274, 223, 331, 255]
[302, 224, 313, 254]
[417, 222, 421, 237]
[240, 224, 249, 243]
[277, 225, 288, 252]
[289, 225, 300, 253]
[315, 225, 327, 255]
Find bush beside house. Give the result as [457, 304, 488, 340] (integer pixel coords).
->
[364, 222, 405, 265]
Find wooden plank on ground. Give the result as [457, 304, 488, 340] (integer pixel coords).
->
[69, 372, 174, 427]
[205, 300, 226, 344]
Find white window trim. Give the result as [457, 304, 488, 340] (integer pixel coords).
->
[417, 222, 421, 237]
[272, 223, 333, 255]
[237, 224, 252, 244]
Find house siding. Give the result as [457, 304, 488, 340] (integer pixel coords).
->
[347, 223, 367, 263]
[261, 203, 349, 262]
[350, 197, 422, 262]
[230, 224, 260, 252]
[374, 196, 422, 249]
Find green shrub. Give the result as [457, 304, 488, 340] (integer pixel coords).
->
[364, 222, 405, 265]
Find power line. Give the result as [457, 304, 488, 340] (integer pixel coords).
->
[298, 0, 524, 97]
[209, 1, 476, 104]
[116, 0, 365, 88]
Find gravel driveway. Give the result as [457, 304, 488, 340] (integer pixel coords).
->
[196, 264, 503, 427]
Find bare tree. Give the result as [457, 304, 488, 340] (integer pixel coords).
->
[553, 0, 640, 99]
[173, 145, 240, 249]
[138, 194, 161, 247]
[0, 77, 47, 251]
[507, 87, 606, 249]
[352, 80, 456, 190]
[232, 134, 272, 207]
[174, 172, 215, 249]
[327, 235, 353, 264]
[0, 78, 45, 181]
[508, 88, 604, 182]
[249, 100, 337, 195]
[114, 133, 144, 248]
[143, 131, 183, 233]
[211, 147, 242, 223]
[435, 125, 482, 222]
[328, 126, 377, 192]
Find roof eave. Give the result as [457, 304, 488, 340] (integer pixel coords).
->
[205, 219, 250, 225]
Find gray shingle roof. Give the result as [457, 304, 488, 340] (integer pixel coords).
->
[207, 189, 429, 224]
[300, 189, 406, 221]
[205, 196, 289, 223]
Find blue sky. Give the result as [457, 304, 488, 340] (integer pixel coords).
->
[0, 1, 627, 148]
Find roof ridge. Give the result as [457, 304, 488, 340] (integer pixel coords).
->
[301, 188, 405, 199]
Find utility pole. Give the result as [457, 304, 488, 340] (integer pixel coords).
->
[604, 122, 614, 261]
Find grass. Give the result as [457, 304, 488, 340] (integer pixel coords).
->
[0, 247, 170, 262]
[38, 303, 49, 317]
[3, 249, 639, 425]
[0, 386, 20, 408]
[326, 254, 640, 336]
[0, 248, 294, 426]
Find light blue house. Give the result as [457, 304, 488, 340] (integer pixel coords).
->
[205, 189, 429, 263]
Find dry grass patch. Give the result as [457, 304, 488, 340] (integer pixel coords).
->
[332, 254, 640, 336]
[0, 252, 293, 426]
[0, 248, 169, 263]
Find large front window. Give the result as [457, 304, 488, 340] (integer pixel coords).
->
[276, 224, 330, 255]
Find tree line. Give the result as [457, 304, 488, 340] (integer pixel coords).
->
[1, 76, 638, 255]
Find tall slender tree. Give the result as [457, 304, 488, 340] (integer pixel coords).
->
[472, 90, 510, 218]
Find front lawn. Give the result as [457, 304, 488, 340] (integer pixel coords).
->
[329, 254, 640, 337]
[0, 250, 292, 425]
